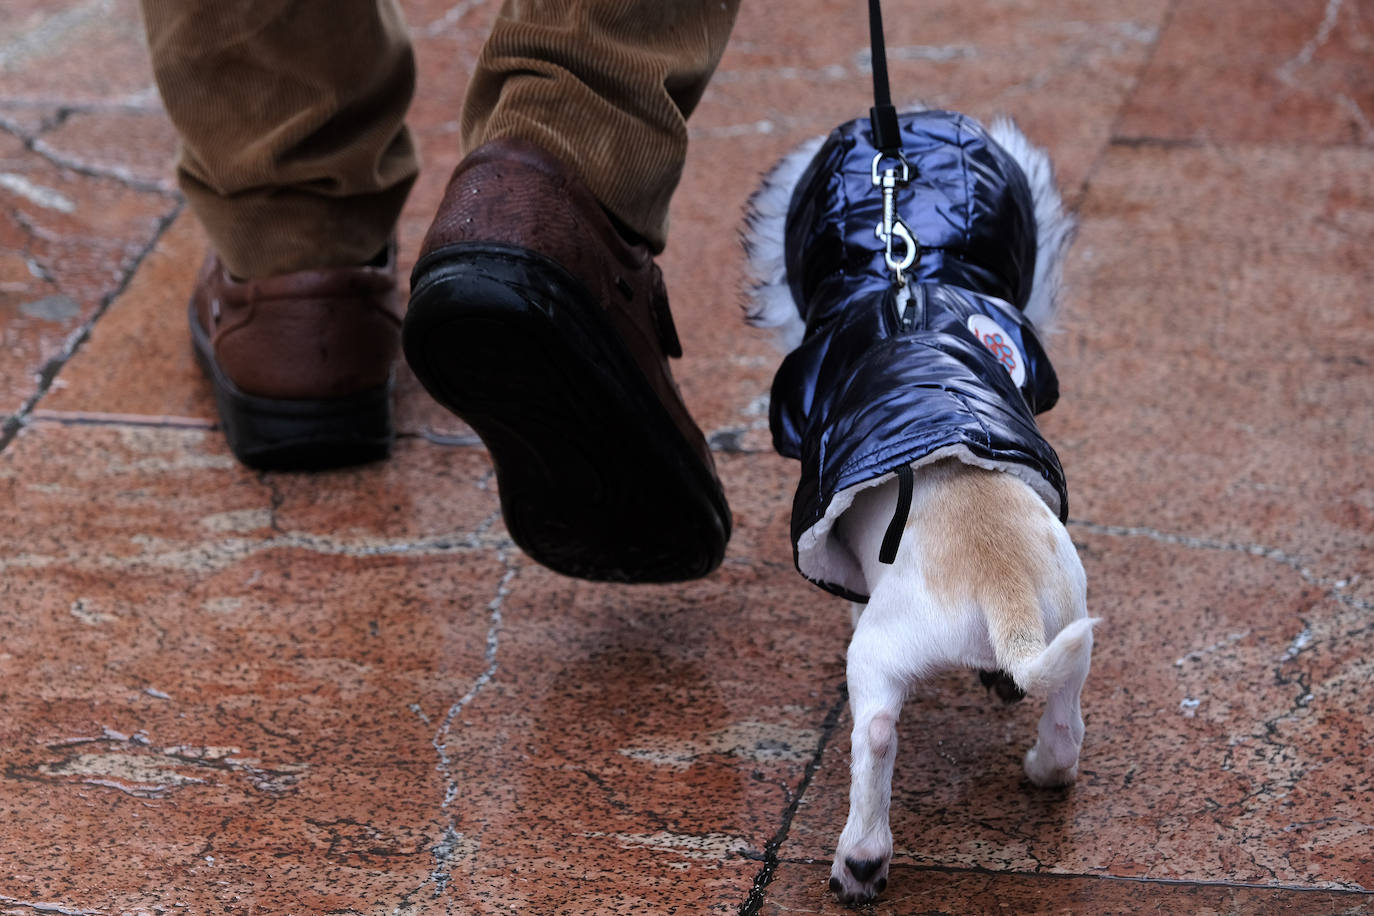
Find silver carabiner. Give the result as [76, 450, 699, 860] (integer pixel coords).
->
[872, 152, 918, 286]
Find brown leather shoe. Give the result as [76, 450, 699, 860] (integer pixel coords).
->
[402, 138, 731, 582]
[189, 248, 401, 470]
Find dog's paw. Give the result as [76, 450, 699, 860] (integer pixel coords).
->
[828, 854, 890, 905]
[1024, 742, 1078, 787]
[978, 668, 1026, 704]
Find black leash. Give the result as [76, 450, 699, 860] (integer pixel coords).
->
[867, 0, 901, 154]
[868, 0, 917, 566]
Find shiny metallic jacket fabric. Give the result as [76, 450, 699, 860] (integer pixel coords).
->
[769, 110, 1068, 600]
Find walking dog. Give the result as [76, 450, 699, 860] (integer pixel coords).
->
[743, 109, 1098, 904]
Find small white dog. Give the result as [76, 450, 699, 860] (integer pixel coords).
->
[828, 459, 1094, 901]
[743, 110, 1098, 903]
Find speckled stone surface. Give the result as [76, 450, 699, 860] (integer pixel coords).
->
[3, 0, 1374, 913]
[761, 864, 1374, 915]
[1117, 0, 1374, 145]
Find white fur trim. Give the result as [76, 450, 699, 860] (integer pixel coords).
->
[740, 135, 825, 352]
[985, 117, 1076, 335]
[795, 446, 1063, 598]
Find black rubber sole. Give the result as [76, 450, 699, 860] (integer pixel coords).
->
[190, 302, 394, 471]
[403, 242, 731, 583]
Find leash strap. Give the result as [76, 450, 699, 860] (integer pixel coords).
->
[877, 463, 914, 565]
[869, 1, 916, 569]
[867, 0, 901, 153]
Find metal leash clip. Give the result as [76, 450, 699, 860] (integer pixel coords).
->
[871, 151, 918, 286]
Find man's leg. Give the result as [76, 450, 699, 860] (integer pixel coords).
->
[141, 0, 419, 468]
[461, 0, 739, 250]
[404, 0, 741, 583]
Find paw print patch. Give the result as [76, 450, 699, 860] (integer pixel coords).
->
[967, 314, 1026, 387]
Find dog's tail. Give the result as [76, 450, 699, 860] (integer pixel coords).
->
[998, 616, 1099, 698]
[986, 118, 1077, 335]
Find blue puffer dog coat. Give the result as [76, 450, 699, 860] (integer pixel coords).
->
[744, 110, 1075, 602]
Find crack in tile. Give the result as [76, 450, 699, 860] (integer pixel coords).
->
[29, 137, 177, 195]
[1276, 0, 1344, 86]
[394, 541, 515, 913]
[13, 729, 308, 800]
[0, 896, 108, 916]
[433, 546, 513, 807]
[1067, 518, 1370, 612]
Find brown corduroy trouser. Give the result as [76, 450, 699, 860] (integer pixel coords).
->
[140, 0, 740, 279]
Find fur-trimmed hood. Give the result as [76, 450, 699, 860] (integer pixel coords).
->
[743, 109, 1075, 601]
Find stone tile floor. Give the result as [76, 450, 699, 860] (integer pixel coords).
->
[2, 0, 1372, 913]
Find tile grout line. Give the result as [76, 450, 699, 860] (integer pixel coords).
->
[764, 858, 1373, 895]
[737, 679, 849, 916]
[0, 199, 186, 456]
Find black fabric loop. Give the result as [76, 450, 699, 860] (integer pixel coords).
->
[877, 463, 914, 565]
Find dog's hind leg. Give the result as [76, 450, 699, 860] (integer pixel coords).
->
[1022, 619, 1093, 786]
[829, 598, 922, 905]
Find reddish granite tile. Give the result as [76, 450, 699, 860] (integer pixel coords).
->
[362, 450, 848, 872]
[0, 0, 158, 105]
[0, 424, 845, 910]
[761, 863, 1374, 915]
[777, 530, 1374, 890]
[0, 130, 178, 419]
[1119, 0, 1374, 145]
[33, 209, 210, 422]
[0, 426, 492, 909]
[1043, 143, 1374, 591]
[703, 0, 1169, 187]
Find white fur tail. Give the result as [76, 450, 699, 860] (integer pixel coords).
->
[1007, 617, 1099, 697]
[985, 118, 1076, 334]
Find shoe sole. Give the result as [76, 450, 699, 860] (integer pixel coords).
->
[189, 301, 394, 471]
[403, 242, 731, 583]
